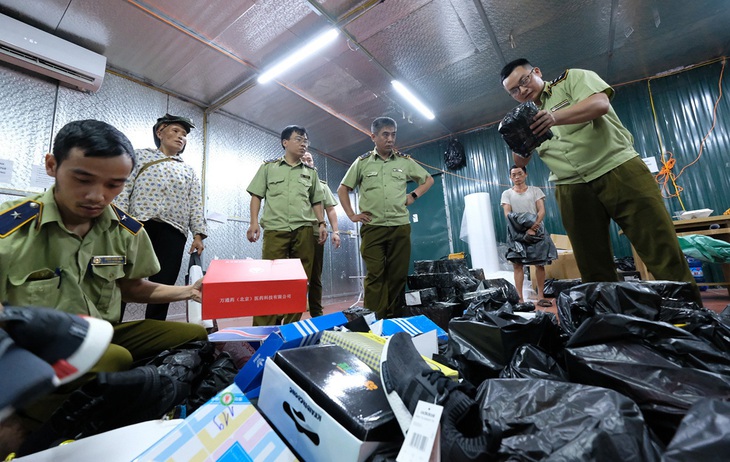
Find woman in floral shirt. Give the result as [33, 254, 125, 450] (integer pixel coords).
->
[115, 114, 208, 320]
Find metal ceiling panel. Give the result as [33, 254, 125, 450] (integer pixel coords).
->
[140, 0, 257, 39]
[344, 0, 431, 42]
[0, 0, 68, 30]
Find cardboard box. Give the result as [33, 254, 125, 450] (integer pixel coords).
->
[258, 357, 395, 462]
[133, 384, 297, 462]
[234, 311, 348, 399]
[370, 315, 449, 342]
[531, 234, 581, 288]
[202, 259, 307, 319]
[208, 326, 278, 368]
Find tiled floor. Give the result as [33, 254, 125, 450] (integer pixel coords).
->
[216, 288, 728, 328]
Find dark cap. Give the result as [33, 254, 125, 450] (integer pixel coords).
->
[153, 113, 195, 149]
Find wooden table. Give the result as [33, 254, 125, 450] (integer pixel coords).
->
[631, 215, 730, 295]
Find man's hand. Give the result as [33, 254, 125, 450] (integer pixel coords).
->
[349, 212, 372, 224]
[331, 232, 341, 249]
[530, 109, 556, 137]
[526, 228, 537, 236]
[189, 277, 203, 303]
[246, 223, 260, 242]
[318, 225, 328, 244]
[189, 235, 205, 254]
[405, 194, 416, 206]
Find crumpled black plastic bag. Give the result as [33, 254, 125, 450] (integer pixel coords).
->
[564, 313, 730, 443]
[543, 277, 582, 298]
[185, 352, 238, 412]
[557, 281, 662, 335]
[498, 101, 554, 157]
[475, 378, 662, 461]
[662, 398, 730, 461]
[445, 310, 565, 386]
[444, 138, 466, 170]
[499, 344, 568, 381]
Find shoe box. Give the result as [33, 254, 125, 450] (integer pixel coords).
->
[208, 326, 279, 368]
[201, 258, 308, 319]
[234, 311, 348, 398]
[257, 345, 402, 462]
[370, 314, 449, 342]
[134, 383, 296, 462]
[319, 329, 458, 380]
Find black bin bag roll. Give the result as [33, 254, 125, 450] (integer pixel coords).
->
[498, 101, 554, 157]
[475, 378, 663, 461]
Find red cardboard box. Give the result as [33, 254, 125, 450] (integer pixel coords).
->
[202, 259, 307, 319]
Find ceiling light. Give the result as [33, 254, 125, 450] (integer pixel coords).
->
[391, 80, 435, 120]
[257, 28, 339, 84]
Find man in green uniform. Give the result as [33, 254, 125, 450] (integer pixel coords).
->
[0, 120, 207, 452]
[302, 152, 341, 317]
[246, 126, 327, 325]
[338, 117, 434, 319]
[500, 58, 699, 302]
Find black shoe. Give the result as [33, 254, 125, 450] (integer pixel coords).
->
[0, 306, 112, 385]
[380, 332, 464, 435]
[440, 390, 501, 461]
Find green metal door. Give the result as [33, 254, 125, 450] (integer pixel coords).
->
[407, 173, 451, 275]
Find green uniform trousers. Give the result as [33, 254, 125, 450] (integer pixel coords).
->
[21, 319, 207, 425]
[555, 156, 701, 304]
[253, 226, 315, 326]
[360, 224, 411, 319]
[308, 233, 325, 318]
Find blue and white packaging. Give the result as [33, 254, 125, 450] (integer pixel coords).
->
[370, 315, 448, 342]
[234, 311, 348, 398]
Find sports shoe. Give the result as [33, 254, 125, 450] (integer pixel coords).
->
[440, 389, 501, 461]
[0, 306, 113, 385]
[380, 332, 464, 434]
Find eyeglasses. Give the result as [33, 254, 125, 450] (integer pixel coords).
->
[508, 68, 536, 97]
[290, 136, 310, 146]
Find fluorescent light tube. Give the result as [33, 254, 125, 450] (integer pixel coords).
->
[391, 80, 435, 120]
[258, 28, 339, 84]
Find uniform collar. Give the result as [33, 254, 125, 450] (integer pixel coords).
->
[39, 187, 120, 232]
[371, 148, 395, 161]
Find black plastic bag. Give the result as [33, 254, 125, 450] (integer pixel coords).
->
[445, 310, 565, 386]
[499, 344, 568, 381]
[564, 313, 730, 443]
[475, 378, 662, 461]
[498, 101, 554, 157]
[184, 352, 238, 412]
[557, 281, 662, 335]
[543, 277, 582, 298]
[404, 302, 460, 331]
[444, 138, 466, 170]
[662, 398, 730, 461]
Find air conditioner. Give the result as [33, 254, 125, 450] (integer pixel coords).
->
[0, 13, 106, 92]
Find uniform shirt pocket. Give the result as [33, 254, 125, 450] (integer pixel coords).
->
[362, 171, 380, 191]
[90, 265, 125, 309]
[7, 269, 62, 308]
[266, 176, 287, 197]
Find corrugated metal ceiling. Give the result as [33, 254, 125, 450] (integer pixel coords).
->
[1, 0, 729, 161]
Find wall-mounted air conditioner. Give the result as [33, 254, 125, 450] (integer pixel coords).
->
[0, 13, 106, 92]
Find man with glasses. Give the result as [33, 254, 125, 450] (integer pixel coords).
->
[500, 58, 700, 303]
[246, 126, 327, 325]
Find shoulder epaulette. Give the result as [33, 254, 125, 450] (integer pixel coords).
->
[358, 151, 373, 160]
[263, 156, 283, 164]
[0, 200, 42, 238]
[303, 163, 315, 169]
[319, 179, 328, 184]
[548, 70, 569, 89]
[395, 150, 411, 159]
[111, 204, 143, 235]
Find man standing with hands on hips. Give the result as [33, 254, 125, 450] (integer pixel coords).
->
[338, 117, 433, 320]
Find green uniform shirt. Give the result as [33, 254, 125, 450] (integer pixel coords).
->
[341, 149, 430, 226]
[0, 188, 160, 323]
[537, 68, 638, 184]
[312, 179, 338, 236]
[247, 156, 324, 231]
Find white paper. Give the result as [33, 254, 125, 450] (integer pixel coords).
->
[30, 164, 55, 189]
[0, 159, 13, 183]
[642, 156, 659, 173]
[397, 401, 443, 462]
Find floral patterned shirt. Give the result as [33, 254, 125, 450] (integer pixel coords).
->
[114, 148, 208, 238]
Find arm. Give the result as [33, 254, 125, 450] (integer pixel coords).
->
[338, 184, 371, 224]
[531, 92, 611, 137]
[325, 205, 341, 248]
[531, 197, 546, 232]
[189, 170, 207, 255]
[406, 175, 435, 206]
[313, 202, 327, 243]
[247, 195, 262, 242]
[502, 203, 512, 218]
[118, 277, 202, 304]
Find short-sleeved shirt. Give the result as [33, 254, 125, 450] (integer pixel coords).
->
[311, 180, 338, 236]
[0, 188, 160, 323]
[500, 186, 545, 215]
[114, 148, 208, 238]
[340, 149, 430, 226]
[246, 156, 324, 231]
[537, 68, 638, 184]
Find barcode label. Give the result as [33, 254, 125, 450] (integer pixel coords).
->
[409, 432, 429, 451]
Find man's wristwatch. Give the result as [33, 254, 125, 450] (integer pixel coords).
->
[410, 191, 418, 200]
[318, 221, 326, 226]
